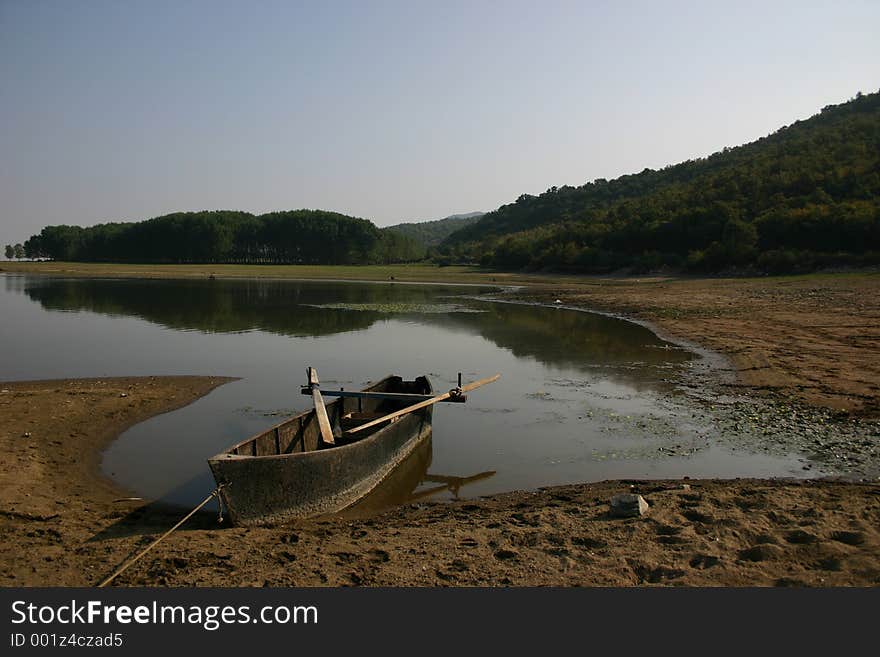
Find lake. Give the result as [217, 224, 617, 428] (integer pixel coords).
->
[0, 274, 812, 510]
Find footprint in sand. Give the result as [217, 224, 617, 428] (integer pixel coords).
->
[629, 561, 686, 583]
[571, 536, 606, 549]
[738, 544, 785, 562]
[830, 530, 865, 546]
[785, 529, 819, 545]
[689, 554, 720, 569]
[367, 549, 390, 563]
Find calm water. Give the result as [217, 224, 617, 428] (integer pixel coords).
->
[1, 274, 810, 509]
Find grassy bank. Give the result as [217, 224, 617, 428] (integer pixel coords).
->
[2, 260, 876, 287]
[0, 261, 505, 284]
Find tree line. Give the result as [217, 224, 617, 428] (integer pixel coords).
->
[436, 91, 880, 273]
[21, 210, 425, 265]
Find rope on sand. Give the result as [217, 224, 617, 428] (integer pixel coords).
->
[97, 485, 225, 588]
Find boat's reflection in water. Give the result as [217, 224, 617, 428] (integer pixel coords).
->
[340, 433, 495, 519]
[91, 433, 493, 541]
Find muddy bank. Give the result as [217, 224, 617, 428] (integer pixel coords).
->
[487, 285, 880, 482]
[496, 274, 880, 482]
[0, 377, 877, 586]
[501, 274, 880, 417]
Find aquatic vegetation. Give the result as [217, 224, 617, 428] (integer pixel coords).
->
[304, 302, 485, 314]
[235, 406, 297, 418]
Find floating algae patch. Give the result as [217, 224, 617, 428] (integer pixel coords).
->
[588, 440, 708, 462]
[589, 408, 688, 440]
[236, 406, 298, 419]
[304, 302, 486, 314]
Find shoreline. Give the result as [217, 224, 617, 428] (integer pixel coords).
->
[0, 376, 235, 585]
[478, 293, 739, 386]
[477, 294, 879, 482]
[0, 375, 876, 586]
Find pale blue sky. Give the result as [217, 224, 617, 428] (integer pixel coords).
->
[2, 0, 878, 244]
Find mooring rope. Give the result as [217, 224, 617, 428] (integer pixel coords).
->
[96, 485, 225, 588]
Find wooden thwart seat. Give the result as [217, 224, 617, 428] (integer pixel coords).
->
[340, 411, 395, 431]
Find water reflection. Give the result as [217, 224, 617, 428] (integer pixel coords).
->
[425, 301, 692, 373]
[2, 274, 811, 508]
[412, 472, 497, 502]
[19, 276, 689, 389]
[23, 278, 390, 336]
[341, 435, 496, 517]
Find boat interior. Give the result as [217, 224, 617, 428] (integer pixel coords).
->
[222, 376, 432, 457]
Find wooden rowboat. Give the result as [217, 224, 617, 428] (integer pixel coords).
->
[208, 373, 437, 525]
[208, 368, 499, 526]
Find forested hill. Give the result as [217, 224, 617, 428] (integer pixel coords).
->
[385, 212, 484, 247]
[23, 209, 426, 265]
[439, 91, 880, 273]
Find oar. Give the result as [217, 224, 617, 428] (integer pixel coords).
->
[345, 374, 500, 436]
[306, 367, 336, 445]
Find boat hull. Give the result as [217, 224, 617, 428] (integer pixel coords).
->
[208, 375, 433, 525]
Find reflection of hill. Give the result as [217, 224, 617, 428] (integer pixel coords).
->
[426, 302, 693, 370]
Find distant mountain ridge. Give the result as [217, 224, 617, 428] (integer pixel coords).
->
[438, 91, 880, 273]
[385, 212, 484, 247]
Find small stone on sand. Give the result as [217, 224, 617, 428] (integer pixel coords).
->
[610, 493, 649, 517]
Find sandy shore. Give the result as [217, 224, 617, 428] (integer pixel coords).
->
[0, 267, 878, 586]
[0, 377, 234, 586]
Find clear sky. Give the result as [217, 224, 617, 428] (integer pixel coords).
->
[2, 0, 878, 245]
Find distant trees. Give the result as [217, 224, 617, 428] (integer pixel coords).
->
[4, 245, 12, 260]
[13, 244, 25, 260]
[375, 229, 426, 263]
[23, 210, 426, 266]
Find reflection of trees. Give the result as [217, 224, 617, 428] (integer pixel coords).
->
[4, 275, 28, 294]
[24, 279, 386, 337]
[22, 279, 492, 338]
[425, 302, 693, 369]
[21, 278, 690, 376]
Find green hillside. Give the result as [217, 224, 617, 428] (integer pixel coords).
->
[439, 91, 880, 273]
[386, 212, 484, 247]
